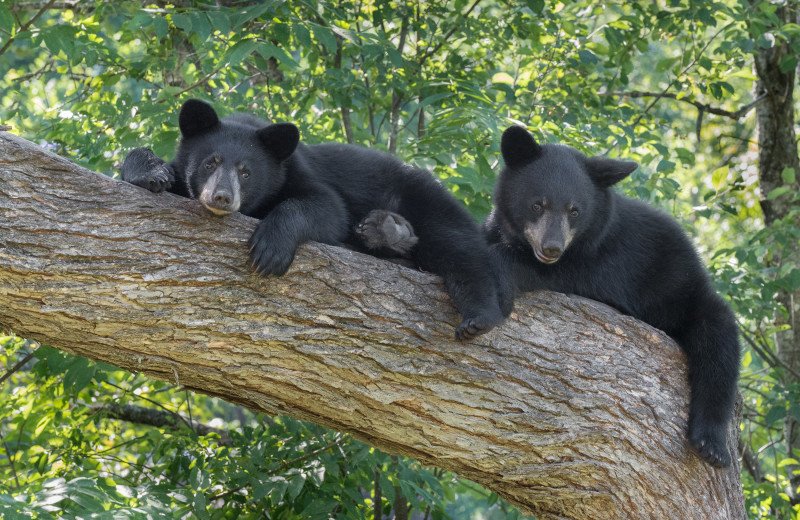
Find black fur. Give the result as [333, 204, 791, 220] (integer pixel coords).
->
[484, 126, 740, 467]
[120, 99, 503, 340]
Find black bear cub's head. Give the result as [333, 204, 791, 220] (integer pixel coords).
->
[496, 126, 638, 263]
[175, 98, 300, 217]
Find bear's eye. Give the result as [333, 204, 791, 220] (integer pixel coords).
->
[531, 202, 543, 212]
[569, 208, 580, 218]
[241, 170, 250, 179]
[238, 165, 250, 179]
[204, 159, 216, 171]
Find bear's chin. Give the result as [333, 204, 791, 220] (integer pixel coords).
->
[201, 204, 234, 216]
[533, 247, 560, 264]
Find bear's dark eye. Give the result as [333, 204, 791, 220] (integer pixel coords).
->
[569, 208, 580, 218]
[204, 159, 216, 171]
[241, 170, 250, 179]
[531, 202, 543, 212]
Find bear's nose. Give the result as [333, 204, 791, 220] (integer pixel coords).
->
[213, 191, 232, 207]
[542, 245, 563, 259]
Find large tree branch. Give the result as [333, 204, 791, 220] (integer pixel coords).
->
[0, 131, 745, 519]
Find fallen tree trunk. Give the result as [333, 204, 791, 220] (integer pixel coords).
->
[0, 131, 745, 519]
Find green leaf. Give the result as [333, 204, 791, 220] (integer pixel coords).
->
[656, 159, 675, 173]
[63, 357, 95, 392]
[193, 492, 209, 520]
[778, 458, 800, 468]
[525, 0, 545, 13]
[781, 167, 795, 184]
[171, 13, 192, 34]
[313, 26, 337, 52]
[675, 147, 696, 166]
[386, 47, 403, 67]
[269, 476, 288, 502]
[0, 3, 14, 34]
[780, 54, 799, 73]
[656, 57, 679, 72]
[712, 165, 728, 191]
[300, 499, 339, 518]
[207, 11, 231, 35]
[492, 72, 515, 85]
[757, 32, 775, 49]
[578, 49, 597, 65]
[294, 24, 311, 48]
[767, 186, 791, 200]
[226, 40, 259, 65]
[41, 25, 75, 60]
[256, 41, 299, 68]
[742, 350, 752, 368]
[190, 12, 211, 42]
[765, 404, 786, 425]
[287, 473, 306, 499]
[152, 16, 168, 40]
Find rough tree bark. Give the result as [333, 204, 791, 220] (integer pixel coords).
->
[0, 132, 745, 519]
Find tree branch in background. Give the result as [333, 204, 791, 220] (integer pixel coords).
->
[600, 90, 768, 120]
[88, 403, 233, 445]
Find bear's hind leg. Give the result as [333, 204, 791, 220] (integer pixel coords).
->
[356, 210, 419, 258]
[399, 200, 503, 340]
[678, 295, 740, 467]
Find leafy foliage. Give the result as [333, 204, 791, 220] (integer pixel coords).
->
[1, 0, 800, 518]
[1, 336, 522, 519]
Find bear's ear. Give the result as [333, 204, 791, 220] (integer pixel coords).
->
[179, 99, 220, 138]
[501, 125, 542, 170]
[585, 157, 638, 187]
[257, 123, 300, 162]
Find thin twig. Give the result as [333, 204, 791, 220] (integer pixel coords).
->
[740, 326, 800, 381]
[0, 351, 36, 386]
[2, 441, 20, 489]
[418, 0, 482, 66]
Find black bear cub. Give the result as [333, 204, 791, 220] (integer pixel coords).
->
[484, 125, 740, 467]
[120, 99, 503, 340]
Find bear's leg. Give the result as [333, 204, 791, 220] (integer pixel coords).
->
[397, 193, 504, 340]
[249, 186, 348, 276]
[356, 210, 418, 258]
[487, 243, 518, 317]
[678, 295, 740, 467]
[120, 147, 176, 194]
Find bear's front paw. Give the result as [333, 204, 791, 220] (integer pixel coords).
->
[356, 210, 418, 257]
[248, 227, 297, 276]
[454, 310, 504, 341]
[688, 419, 731, 468]
[121, 147, 175, 193]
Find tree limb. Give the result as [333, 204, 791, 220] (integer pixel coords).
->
[0, 131, 746, 519]
[88, 403, 233, 445]
[600, 90, 768, 121]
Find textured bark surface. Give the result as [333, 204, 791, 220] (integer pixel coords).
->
[0, 131, 745, 519]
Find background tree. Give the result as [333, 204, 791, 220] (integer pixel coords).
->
[0, 0, 798, 518]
